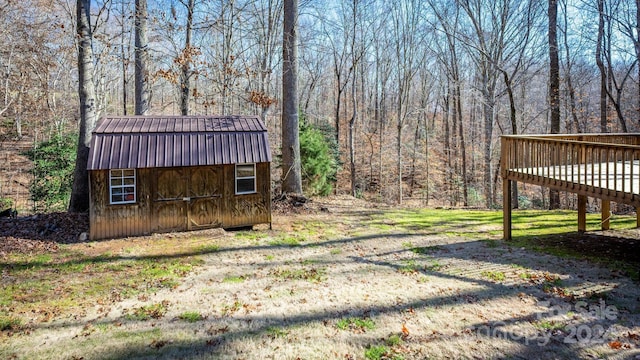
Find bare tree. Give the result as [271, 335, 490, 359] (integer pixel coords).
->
[549, 0, 561, 209]
[135, 0, 150, 115]
[180, 0, 195, 115]
[281, 0, 302, 194]
[69, 0, 99, 212]
[596, 0, 608, 133]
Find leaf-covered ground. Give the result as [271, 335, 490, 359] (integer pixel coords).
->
[1, 196, 639, 359]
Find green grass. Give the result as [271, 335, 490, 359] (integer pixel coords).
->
[364, 345, 394, 360]
[534, 320, 565, 331]
[0, 315, 22, 331]
[269, 234, 303, 246]
[234, 231, 268, 241]
[377, 208, 638, 281]
[222, 275, 246, 283]
[177, 311, 205, 322]
[0, 238, 205, 326]
[125, 301, 170, 321]
[481, 270, 506, 282]
[398, 260, 421, 274]
[410, 245, 442, 255]
[265, 326, 289, 338]
[386, 334, 403, 346]
[336, 317, 375, 332]
[196, 244, 220, 253]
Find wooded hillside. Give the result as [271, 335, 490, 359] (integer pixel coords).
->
[2, 0, 639, 211]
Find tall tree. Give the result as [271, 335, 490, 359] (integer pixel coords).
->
[549, 0, 561, 209]
[135, 0, 150, 115]
[69, 0, 98, 212]
[281, 0, 302, 194]
[180, 0, 195, 115]
[596, 0, 608, 133]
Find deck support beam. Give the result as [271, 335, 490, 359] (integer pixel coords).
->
[601, 200, 610, 230]
[503, 179, 512, 240]
[578, 195, 587, 233]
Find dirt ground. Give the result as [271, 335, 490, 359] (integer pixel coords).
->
[1, 196, 639, 359]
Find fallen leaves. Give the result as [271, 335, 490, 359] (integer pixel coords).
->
[401, 323, 410, 338]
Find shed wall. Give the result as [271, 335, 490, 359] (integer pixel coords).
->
[89, 163, 271, 240]
[222, 162, 271, 228]
[89, 168, 154, 240]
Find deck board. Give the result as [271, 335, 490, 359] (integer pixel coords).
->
[501, 134, 640, 239]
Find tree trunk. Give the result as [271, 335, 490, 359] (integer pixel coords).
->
[121, 0, 128, 115]
[281, 0, 302, 194]
[637, 0, 640, 121]
[180, 0, 195, 116]
[349, 65, 357, 197]
[135, 0, 149, 115]
[549, 0, 561, 210]
[69, 0, 98, 212]
[596, 0, 608, 133]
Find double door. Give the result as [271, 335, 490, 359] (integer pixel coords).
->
[154, 166, 223, 232]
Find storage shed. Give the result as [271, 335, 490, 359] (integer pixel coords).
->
[87, 115, 272, 240]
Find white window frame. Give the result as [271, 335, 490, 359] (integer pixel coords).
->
[109, 169, 137, 204]
[235, 163, 256, 195]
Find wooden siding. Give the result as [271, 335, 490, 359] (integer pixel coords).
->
[89, 163, 271, 240]
[221, 162, 271, 228]
[89, 168, 154, 240]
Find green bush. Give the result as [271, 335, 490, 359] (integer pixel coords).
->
[23, 133, 77, 212]
[299, 118, 339, 196]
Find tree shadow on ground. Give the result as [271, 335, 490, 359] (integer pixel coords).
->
[12, 225, 640, 360]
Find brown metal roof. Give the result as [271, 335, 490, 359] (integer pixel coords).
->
[88, 115, 271, 170]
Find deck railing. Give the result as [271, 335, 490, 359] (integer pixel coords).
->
[501, 134, 640, 239]
[501, 134, 640, 206]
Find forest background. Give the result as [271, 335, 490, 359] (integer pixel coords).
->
[1, 0, 640, 213]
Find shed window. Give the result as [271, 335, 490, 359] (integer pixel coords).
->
[235, 164, 256, 194]
[109, 169, 136, 204]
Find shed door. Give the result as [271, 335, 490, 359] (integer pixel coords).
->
[188, 167, 222, 229]
[154, 167, 222, 233]
[155, 168, 188, 232]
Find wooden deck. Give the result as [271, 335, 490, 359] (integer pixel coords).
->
[501, 134, 640, 240]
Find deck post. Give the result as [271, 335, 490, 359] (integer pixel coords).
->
[637, 207, 640, 228]
[578, 195, 587, 233]
[601, 200, 610, 230]
[503, 179, 512, 240]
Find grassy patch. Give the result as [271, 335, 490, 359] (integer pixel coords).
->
[269, 267, 325, 283]
[196, 244, 220, 253]
[398, 260, 421, 274]
[481, 270, 506, 282]
[220, 301, 244, 316]
[0, 238, 205, 326]
[269, 234, 303, 246]
[336, 317, 375, 332]
[0, 315, 22, 332]
[177, 311, 205, 322]
[265, 326, 289, 338]
[222, 275, 246, 283]
[534, 320, 565, 331]
[410, 245, 442, 255]
[125, 301, 170, 321]
[385, 333, 404, 346]
[234, 231, 268, 241]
